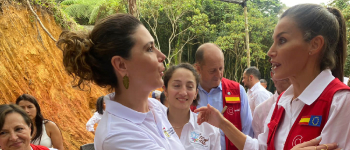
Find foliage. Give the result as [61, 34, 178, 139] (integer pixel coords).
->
[139, 0, 215, 67]
[329, 0, 350, 77]
[138, 0, 283, 91]
[60, 0, 126, 24]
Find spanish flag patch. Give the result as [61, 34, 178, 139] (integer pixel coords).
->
[225, 96, 240, 104]
[299, 115, 322, 127]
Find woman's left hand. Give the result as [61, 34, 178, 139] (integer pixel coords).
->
[291, 137, 340, 150]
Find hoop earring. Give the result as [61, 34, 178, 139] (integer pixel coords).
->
[123, 75, 129, 89]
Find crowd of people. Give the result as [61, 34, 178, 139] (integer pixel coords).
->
[1, 3, 350, 150]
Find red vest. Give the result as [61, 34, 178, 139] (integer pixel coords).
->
[222, 78, 242, 150]
[267, 78, 350, 150]
[30, 144, 50, 150]
[190, 78, 242, 150]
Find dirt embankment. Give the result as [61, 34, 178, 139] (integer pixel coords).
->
[0, 2, 107, 149]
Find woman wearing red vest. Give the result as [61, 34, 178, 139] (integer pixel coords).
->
[0, 104, 50, 150]
[195, 4, 350, 150]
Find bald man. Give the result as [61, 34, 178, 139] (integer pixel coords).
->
[194, 43, 253, 150]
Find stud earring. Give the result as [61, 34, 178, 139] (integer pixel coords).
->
[123, 75, 129, 89]
[309, 51, 312, 55]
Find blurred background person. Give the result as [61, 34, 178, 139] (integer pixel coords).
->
[160, 91, 168, 107]
[0, 104, 50, 150]
[16, 94, 64, 150]
[260, 79, 273, 97]
[242, 67, 271, 114]
[86, 96, 105, 134]
[252, 71, 291, 138]
[152, 90, 162, 101]
[164, 63, 220, 150]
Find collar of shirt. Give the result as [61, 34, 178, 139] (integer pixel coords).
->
[249, 82, 264, 93]
[278, 69, 334, 106]
[104, 93, 159, 124]
[188, 110, 196, 129]
[198, 82, 222, 94]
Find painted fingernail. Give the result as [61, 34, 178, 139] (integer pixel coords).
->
[316, 136, 321, 140]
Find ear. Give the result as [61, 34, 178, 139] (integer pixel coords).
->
[111, 56, 128, 77]
[309, 35, 324, 55]
[249, 75, 254, 80]
[194, 89, 199, 100]
[194, 63, 201, 74]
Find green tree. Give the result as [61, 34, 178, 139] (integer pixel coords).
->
[60, 0, 126, 24]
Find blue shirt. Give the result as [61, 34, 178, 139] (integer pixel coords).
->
[197, 82, 254, 150]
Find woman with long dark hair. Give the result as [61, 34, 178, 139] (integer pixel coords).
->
[16, 94, 64, 150]
[86, 96, 105, 134]
[195, 4, 350, 150]
[56, 13, 184, 149]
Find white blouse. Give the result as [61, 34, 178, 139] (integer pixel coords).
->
[94, 93, 185, 150]
[86, 112, 103, 132]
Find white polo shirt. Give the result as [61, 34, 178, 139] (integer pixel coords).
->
[247, 82, 271, 114]
[243, 69, 350, 150]
[171, 111, 221, 150]
[94, 93, 185, 150]
[252, 91, 279, 138]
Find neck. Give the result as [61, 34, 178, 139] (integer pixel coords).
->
[167, 106, 190, 128]
[249, 80, 259, 89]
[290, 68, 321, 99]
[114, 86, 151, 113]
[200, 82, 218, 93]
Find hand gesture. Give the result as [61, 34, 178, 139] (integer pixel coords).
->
[291, 137, 340, 150]
[194, 104, 226, 128]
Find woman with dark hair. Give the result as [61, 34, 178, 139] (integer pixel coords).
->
[16, 94, 64, 150]
[86, 96, 105, 134]
[56, 13, 184, 149]
[163, 63, 220, 149]
[0, 104, 50, 150]
[195, 4, 350, 150]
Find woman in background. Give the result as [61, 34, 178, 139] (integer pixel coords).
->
[164, 63, 220, 150]
[0, 104, 50, 150]
[16, 94, 64, 150]
[86, 96, 105, 134]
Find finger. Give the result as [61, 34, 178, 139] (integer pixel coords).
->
[318, 143, 338, 150]
[194, 107, 208, 113]
[293, 137, 322, 148]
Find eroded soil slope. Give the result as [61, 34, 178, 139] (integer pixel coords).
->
[0, 2, 107, 149]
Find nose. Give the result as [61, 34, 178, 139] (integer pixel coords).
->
[9, 132, 18, 141]
[156, 48, 166, 63]
[267, 44, 276, 58]
[24, 107, 29, 114]
[179, 86, 187, 96]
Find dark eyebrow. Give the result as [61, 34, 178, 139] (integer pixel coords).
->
[143, 41, 154, 49]
[272, 32, 288, 40]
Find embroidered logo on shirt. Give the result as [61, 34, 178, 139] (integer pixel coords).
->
[299, 115, 322, 127]
[292, 135, 303, 147]
[162, 127, 175, 138]
[190, 131, 209, 147]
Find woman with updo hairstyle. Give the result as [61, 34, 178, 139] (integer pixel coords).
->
[86, 96, 105, 134]
[16, 94, 64, 150]
[0, 104, 50, 150]
[56, 14, 184, 149]
[163, 63, 221, 149]
[195, 4, 350, 150]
